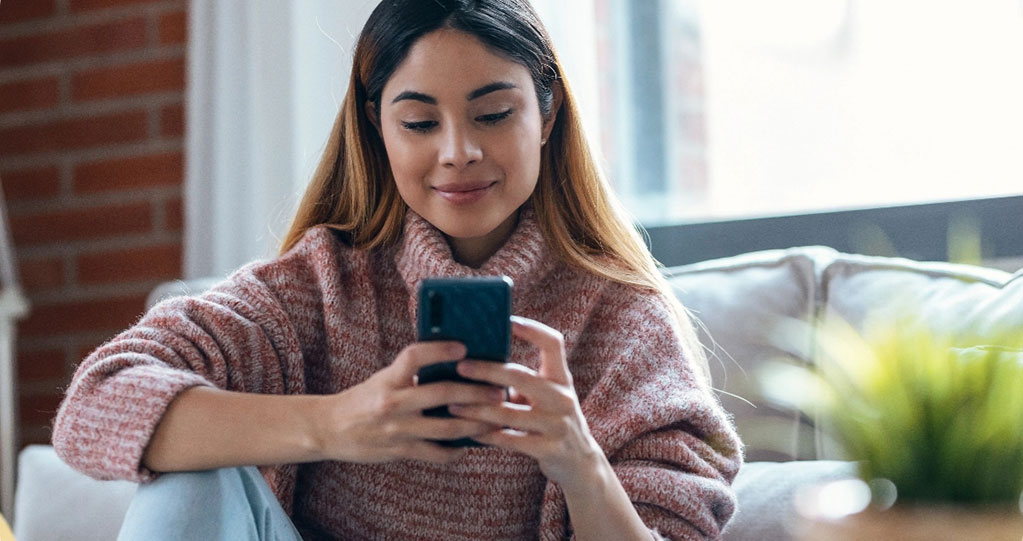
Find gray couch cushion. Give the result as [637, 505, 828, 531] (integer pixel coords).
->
[822, 255, 1020, 342]
[667, 248, 1019, 461]
[14, 445, 136, 541]
[666, 247, 838, 460]
[722, 460, 858, 541]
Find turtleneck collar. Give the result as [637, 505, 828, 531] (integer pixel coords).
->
[394, 205, 556, 304]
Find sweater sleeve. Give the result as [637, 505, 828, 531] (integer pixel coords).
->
[540, 290, 744, 540]
[52, 253, 315, 483]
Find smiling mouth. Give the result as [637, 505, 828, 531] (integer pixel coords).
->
[432, 181, 498, 204]
[433, 181, 497, 193]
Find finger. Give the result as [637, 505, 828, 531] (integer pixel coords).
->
[388, 342, 466, 386]
[401, 381, 506, 411]
[456, 361, 573, 411]
[508, 386, 528, 405]
[511, 316, 571, 385]
[473, 428, 546, 455]
[395, 440, 467, 464]
[396, 415, 499, 441]
[455, 361, 539, 396]
[449, 402, 559, 434]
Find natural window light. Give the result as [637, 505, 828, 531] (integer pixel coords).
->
[540, 0, 1023, 226]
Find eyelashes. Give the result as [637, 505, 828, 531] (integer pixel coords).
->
[400, 109, 514, 133]
[401, 120, 437, 133]
[477, 109, 513, 125]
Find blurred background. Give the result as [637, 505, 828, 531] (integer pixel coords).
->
[0, 0, 1021, 502]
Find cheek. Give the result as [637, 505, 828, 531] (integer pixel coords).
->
[496, 125, 542, 184]
[381, 130, 432, 190]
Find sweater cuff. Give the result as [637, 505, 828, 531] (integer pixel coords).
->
[54, 363, 214, 483]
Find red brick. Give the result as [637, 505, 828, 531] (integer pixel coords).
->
[1, 166, 61, 201]
[74, 152, 183, 193]
[158, 10, 187, 45]
[18, 392, 64, 426]
[18, 257, 65, 292]
[160, 102, 184, 138]
[78, 242, 181, 284]
[20, 429, 53, 447]
[165, 196, 182, 231]
[10, 201, 152, 245]
[77, 341, 106, 363]
[0, 18, 147, 69]
[20, 294, 148, 337]
[0, 0, 57, 23]
[72, 58, 185, 101]
[17, 349, 66, 382]
[0, 77, 60, 113]
[70, 0, 168, 12]
[0, 110, 148, 158]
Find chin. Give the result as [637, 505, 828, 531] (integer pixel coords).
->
[435, 219, 502, 241]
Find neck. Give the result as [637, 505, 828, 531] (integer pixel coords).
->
[447, 211, 520, 268]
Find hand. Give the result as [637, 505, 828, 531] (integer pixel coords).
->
[318, 341, 504, 464]
[449, 316, 605, 490]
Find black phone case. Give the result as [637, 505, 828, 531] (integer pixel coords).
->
[416, 276, 512, 447]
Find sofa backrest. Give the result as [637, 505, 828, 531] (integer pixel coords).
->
[665, 246, 1021, 462]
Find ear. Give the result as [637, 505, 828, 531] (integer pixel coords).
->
[541, 82, 564, 143]
[365, 100, 382, 134]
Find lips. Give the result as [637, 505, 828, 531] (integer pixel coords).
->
[432, 181, 498, 205]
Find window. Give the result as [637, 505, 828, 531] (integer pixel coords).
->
[539, 0, 1023, 266]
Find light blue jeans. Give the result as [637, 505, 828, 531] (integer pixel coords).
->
[117, 466, 302, 540]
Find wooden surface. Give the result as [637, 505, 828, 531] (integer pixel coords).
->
[797, 504, 1023, 541]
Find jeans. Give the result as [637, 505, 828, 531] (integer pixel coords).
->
[117, 466, 302, 541]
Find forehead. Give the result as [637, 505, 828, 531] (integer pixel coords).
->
[382, 29, 534, 99]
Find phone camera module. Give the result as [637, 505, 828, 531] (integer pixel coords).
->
[428, 291, 444, 334]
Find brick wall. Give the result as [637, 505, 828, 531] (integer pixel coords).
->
[0, 0, 187, 449]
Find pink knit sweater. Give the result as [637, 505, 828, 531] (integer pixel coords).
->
[53, 208, 742, 540]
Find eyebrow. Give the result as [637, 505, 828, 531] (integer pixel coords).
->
[390, 81, 519, 105]
[391, 91, 436, 105]
[467, 81, 518, 101]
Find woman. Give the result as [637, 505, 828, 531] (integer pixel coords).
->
[53, 0, 742, 539]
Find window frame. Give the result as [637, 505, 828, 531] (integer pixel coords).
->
[644, 195, 1023, 267]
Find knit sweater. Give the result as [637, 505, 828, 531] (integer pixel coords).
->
[52, 207, 743, 540]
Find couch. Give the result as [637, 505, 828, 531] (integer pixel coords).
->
[12, 246, 1021, 540]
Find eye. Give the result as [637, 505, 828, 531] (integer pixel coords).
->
[477, 109, 514, 125]
[401, 120, 437, 133]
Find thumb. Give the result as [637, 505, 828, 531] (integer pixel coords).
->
[511, 316, 571, 385]
[388, 341, 466, 387]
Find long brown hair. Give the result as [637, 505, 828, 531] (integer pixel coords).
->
[280, 0, 711, 384]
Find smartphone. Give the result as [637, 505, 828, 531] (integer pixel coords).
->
[416, 276, 513, 447]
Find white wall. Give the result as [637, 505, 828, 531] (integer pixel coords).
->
[185, 1, 374, 278]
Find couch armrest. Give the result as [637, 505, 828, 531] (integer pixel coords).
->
[723, 460, 858, 541]
[14, 445, 136, 541]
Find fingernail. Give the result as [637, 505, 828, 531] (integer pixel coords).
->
[490, 387, 506, 401]
[449, 404, 465, 414]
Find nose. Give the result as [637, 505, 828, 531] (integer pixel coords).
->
[438, 124, 482, 169]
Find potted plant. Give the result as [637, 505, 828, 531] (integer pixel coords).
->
[759, 314, 1023, 541]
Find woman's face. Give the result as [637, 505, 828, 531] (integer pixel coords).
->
[373, 29, 554, 266]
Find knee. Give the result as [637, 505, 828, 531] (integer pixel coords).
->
[141, 467, 233, 493]
[119, 467, 255, 539]
[135, 468, 235, 506]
